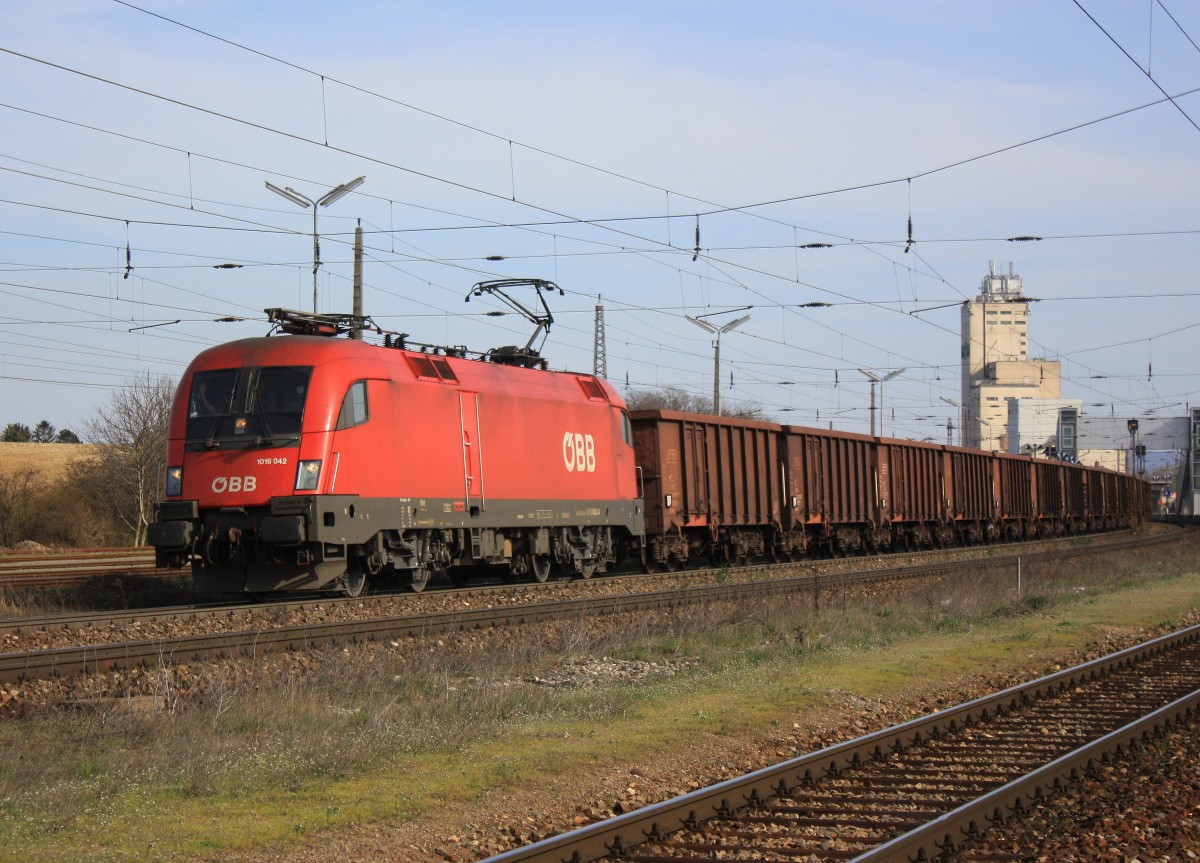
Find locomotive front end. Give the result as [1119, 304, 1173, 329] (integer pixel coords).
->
[149, 343, 364, 595]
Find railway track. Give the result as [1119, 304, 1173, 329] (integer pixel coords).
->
[0, 527, 1177, 643]
[0, 527, 1184, 687]
[480, 622, 1200, 863]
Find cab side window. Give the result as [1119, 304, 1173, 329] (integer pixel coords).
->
[336, 381, 369, 430]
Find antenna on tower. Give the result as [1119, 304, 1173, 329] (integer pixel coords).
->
[593, 296, 607, 379]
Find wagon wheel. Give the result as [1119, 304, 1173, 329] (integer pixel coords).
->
[529, 553, 551, 583]
[720, 542, 739, 571]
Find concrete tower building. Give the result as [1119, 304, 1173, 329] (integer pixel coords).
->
[960, 262, 1062, 450]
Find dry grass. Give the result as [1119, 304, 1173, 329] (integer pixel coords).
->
[0, 442, 96, 482]
[0, 536, 1196, 861]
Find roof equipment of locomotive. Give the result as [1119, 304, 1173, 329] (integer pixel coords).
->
[464, 278, 564, 369]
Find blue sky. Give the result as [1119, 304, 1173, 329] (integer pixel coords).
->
[2, 1, 1198, 441]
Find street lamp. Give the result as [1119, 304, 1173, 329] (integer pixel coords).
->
[687, 311, 751, 416]
[858, 367, 905, 437]
[265, 176, 365, 312]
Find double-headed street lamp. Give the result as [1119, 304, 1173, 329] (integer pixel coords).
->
[687, 310, 751, 417]
[858, 367, 905, 437]
[265, 176, 365, 312]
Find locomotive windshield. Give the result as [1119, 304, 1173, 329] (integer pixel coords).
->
[186, 366, 313, 450]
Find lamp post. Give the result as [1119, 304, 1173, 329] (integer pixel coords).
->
[858, 367, 905, 437]
[265, 176, 365, 312]
[687, 311, 751, 416]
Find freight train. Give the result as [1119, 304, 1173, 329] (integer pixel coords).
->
[148, 295, 1144, 596]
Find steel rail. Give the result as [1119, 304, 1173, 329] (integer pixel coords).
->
[0, 565, 689, 638]
[853, 689, 1200, 862]
[477, 623, 1200, 863]
[0, 587, 703, 683]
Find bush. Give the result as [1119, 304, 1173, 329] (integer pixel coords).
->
[0, 468, 43, 546]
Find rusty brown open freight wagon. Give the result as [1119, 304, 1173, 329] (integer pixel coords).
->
[631, 411, 782, 569]
[630, 409, 1143, 571]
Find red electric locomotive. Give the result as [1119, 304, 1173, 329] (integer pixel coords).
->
[149, 300, 644, 595]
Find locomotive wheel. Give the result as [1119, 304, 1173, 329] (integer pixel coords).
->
[409, 567, 430, 593]
[529, 554, 551, 583]
[325, 568, 365, 598]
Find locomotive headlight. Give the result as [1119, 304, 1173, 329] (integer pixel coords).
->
[165, 466, 183, 497]
[296, 459, 322, 491]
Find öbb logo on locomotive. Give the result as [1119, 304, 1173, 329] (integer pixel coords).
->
[211, 476, 257, 494]
[562, 431, 596, 473]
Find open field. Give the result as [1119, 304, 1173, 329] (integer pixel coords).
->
[0, 442, 97, 482]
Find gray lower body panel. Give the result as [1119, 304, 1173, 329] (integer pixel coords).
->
[151, 495, 645, 594]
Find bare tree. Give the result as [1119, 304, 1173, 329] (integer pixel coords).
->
[623, 386, 712, 413]
[623, 386, 766, 420]
[77, 374, 175, 546]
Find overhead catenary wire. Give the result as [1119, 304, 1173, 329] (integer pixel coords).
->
[3, 12, 1195, 427]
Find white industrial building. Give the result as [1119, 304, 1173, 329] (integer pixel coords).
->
[1005, 398, 1082, 456]
[959, 262, 1061, 451]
